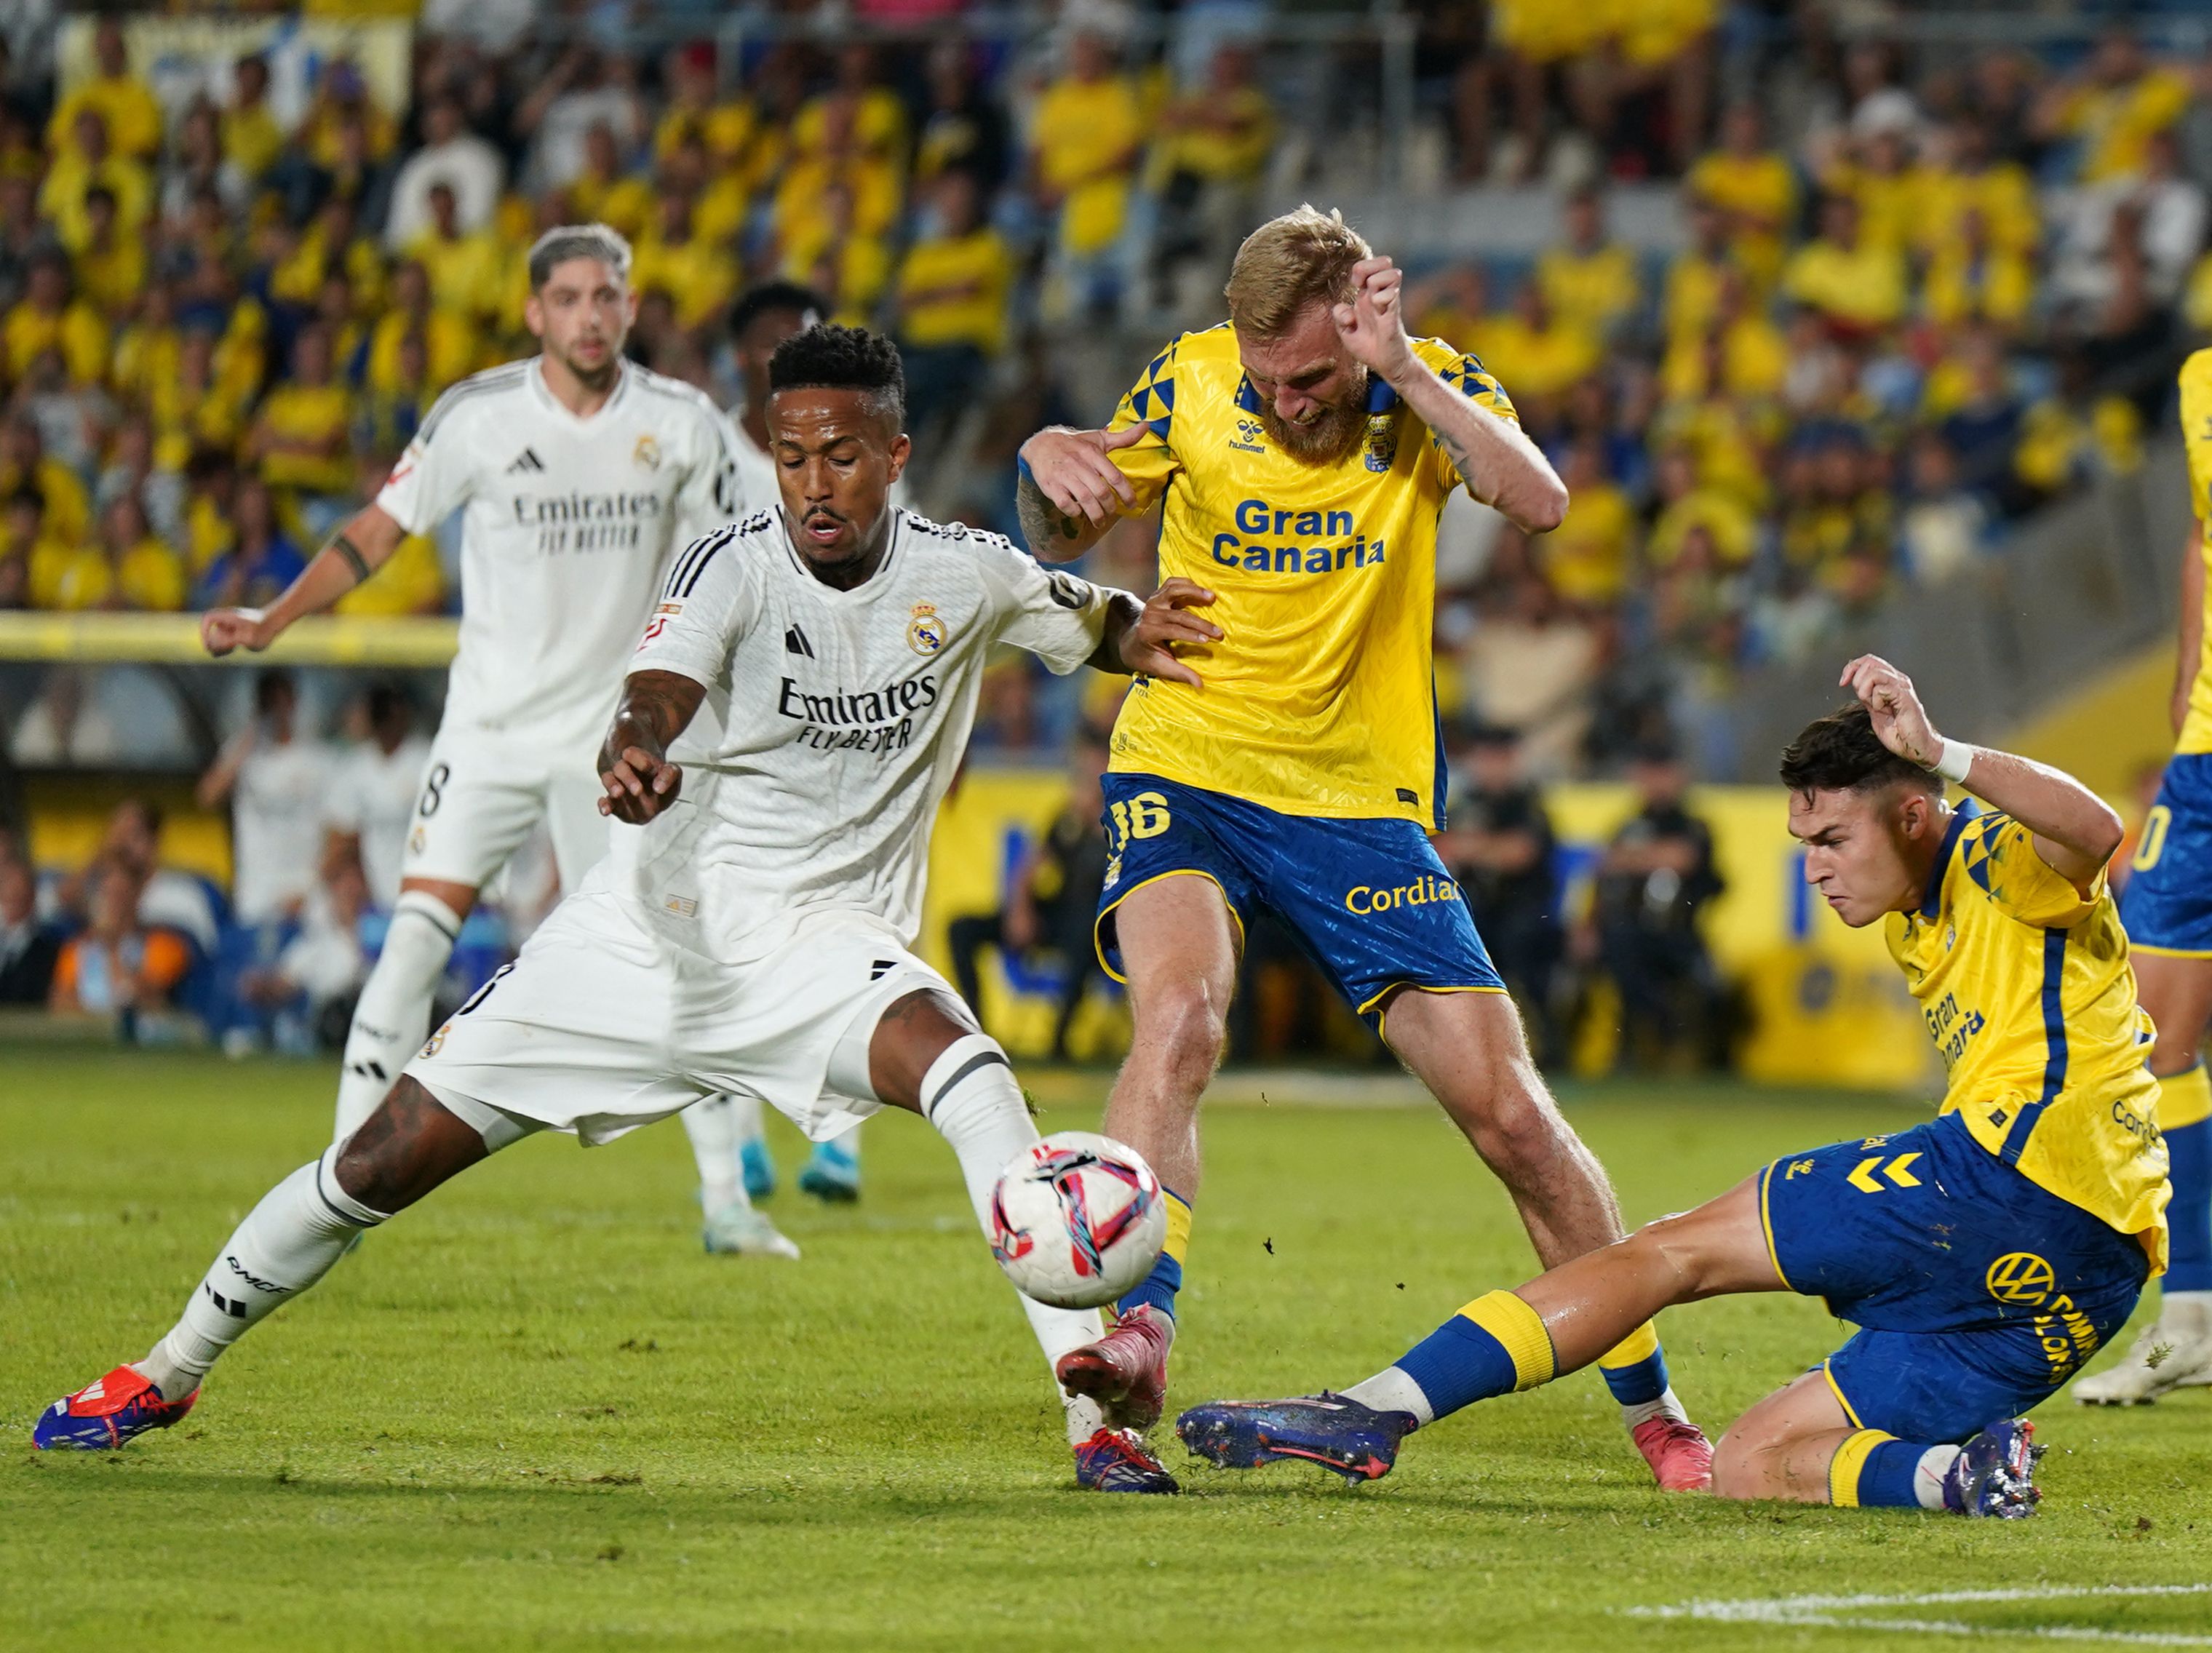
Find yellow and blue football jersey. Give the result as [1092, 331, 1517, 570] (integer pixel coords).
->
[1888, 803, 2170, 1269]
[1099, 324, 1516, 827]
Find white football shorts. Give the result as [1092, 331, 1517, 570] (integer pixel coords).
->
[403, 881, 950, 1145]
[400, 725, 610, 892]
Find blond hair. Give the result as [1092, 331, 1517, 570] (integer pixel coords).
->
[1222, 205, 1372, 338]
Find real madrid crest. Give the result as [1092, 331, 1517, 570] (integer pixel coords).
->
[633, 434, 663, 471]
[907, 600, 947, 656]
[1362, 410, 1398, 472]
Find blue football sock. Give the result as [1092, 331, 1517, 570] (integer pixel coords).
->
[2167, 1115, 2212, 1294]
[1393, 1291, 1556, 1422]
[1596, 1321, 1671, 1406]
[1833, 1432, 1950, 1509]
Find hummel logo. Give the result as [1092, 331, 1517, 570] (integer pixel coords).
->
[785, 624, 816, 658]
[506, 447, 546, 474]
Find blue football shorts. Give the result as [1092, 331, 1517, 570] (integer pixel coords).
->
[1094, 772, 1504, 1033]
[2120, 751, 2212, 957]
[1759, 1111, 2149, 1443]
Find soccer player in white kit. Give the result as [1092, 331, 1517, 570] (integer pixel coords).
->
[201, 227, 799, 1258]
[38, 324, 1214, 1491]
[669, 278, 875, 1216]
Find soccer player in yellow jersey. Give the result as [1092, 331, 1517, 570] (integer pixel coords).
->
[1014, 206, 1714, 1491]
[1182, 657, 2165, 1518]
[2074, 348, 2212, 1401]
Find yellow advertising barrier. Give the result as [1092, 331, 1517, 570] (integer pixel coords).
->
[0, 612, 461, 668]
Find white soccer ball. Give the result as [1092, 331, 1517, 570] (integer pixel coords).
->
[989, 1131, 1166, 1310]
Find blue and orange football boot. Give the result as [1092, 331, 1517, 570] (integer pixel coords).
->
[1176, 1392, 1415, 1483]
[1944, 1419, 2044, 1518]
[33, 1365, 198, 1451]
[1074, 1427, 1179, 1493]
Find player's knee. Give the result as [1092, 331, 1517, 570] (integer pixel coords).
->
[1462, 1084, 1569, 1181]
[1136, 980, 1228, 1086]
[1706, 1430, 1773, 1501]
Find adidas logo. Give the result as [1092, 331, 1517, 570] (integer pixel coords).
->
[784, 624, 816, 658]
[506, 447, 546, 474]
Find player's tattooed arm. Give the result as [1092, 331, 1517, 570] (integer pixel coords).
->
[199, 503, 406, 656]
[1091, 577, 1220, 686]
[598, 669, 706, 823]
[1015, 424, 1149, 561]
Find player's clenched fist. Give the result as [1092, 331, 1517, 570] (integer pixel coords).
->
[1115, 577, 1222, 689]
[200, 607, 278, 658]
[1018, 423, 1147, 534]
[1840, 653, 1944, 770]
[598, 744, 683, 823]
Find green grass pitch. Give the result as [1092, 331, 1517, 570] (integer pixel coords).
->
[2, 1048, 2208, 1650]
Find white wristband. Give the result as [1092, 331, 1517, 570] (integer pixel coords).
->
[1933, 738, 1975, 785]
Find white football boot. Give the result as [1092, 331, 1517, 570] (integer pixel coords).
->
[702, 1202, 801, 1259]
[2073, 1294, 2212, 1404]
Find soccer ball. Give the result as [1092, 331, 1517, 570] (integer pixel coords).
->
[989, 1131, 1166, 1310]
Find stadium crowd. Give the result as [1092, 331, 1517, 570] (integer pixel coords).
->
[0, 3, 2201, 1067]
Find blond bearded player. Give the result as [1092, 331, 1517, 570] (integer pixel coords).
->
[1013, 206, 1712, 1488]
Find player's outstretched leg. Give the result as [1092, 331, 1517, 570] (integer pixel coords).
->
[1057, 875, 1227, 1432]
[863, 987, 1177, 1491]
[333, 885, 471, 1143]
[35, 1077, 498, 1450]
[680, 1095, 799, 1259]
[1380, 987, 1712, 1490]
[798, 1123, 862, 1203]
[1178, 1177, 1773, 1489]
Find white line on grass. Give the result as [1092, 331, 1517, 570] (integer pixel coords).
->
[1626, 1583, 2212, 1644]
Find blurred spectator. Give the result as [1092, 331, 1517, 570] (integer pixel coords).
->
[4, 250, 103, 387]
[1783, 194, 1908, 338]
[47, 20, 160, 162]
[9, 666, 121, 767]
[1436, 722, 1564, 1065]
[196, 671, 333, 928]
[1142, 42, 1276, 314]
[947, 728, 1113, 1060]
[520, 47, 644, 192]
[915, 41, 1010, 196]
[249, 324, 354, 507]
[2035, 26, 2190, 184]
[324, 683, 429, 908]
[236, 856, 370, 1053]
[55, 799, 220, 952]
[383, 97, 504, 251]
[49, 856, 190, 1020]
[1898, 431, 1989, 583]
[1536, 188, 1639, 341]
[0, 846, 58, 1004]
[191, 475, 305, 612]
[220, 55, 285, 186]
[1029, 19, 1144, 322]
[896, 171, 1014, 450]
[1586, 742, 1724, 1071]
[1457, 567, 1600, 772]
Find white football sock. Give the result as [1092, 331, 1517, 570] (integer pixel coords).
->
[921, 1032, 1107, 1443]
[681, 1095, 748, 1214]
[1618, 1385, 1691, 1429]
[1343, 1366, 1436, 1427]
[1915, 1443, 1962, 1510]
[333, 890, 464, 1144]
[135, 1146, 390, 1399]
[728, 1091, 765, 1147]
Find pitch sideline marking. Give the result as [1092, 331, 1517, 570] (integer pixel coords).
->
[1625, 1582, 2212, 1644]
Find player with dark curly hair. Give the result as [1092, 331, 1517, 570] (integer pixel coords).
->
[1177, 655, 2168, 1520]
[36, 323, 1215, 1491]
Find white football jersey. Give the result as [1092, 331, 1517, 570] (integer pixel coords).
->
[378, 358, 741, 751]
[613, 507, 1117, 962]
[324, 733, 433, 904]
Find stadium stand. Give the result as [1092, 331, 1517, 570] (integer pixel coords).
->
[0, 2, 2199, 1072]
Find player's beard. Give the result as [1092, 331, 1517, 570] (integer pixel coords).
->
[1255, 369, 1370, 466]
